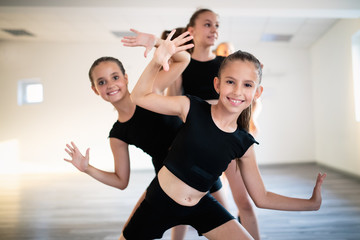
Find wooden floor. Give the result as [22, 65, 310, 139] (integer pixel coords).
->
[1, 163, 360, 240]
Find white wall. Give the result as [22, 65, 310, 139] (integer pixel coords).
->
[0, 39, 316, 174]
[250, 45, 315, 165]
[311, 19, 360, 176]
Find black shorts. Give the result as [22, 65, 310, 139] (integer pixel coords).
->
[209, 177, 223, 193]
[123, 177, 234, 240]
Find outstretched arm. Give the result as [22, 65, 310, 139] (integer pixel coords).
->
[239, 146, 326, 211]
[64, 140, 131, 190]
[131, 30, 193, 121]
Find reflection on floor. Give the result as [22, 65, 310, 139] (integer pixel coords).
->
[1, 163, 360, 240]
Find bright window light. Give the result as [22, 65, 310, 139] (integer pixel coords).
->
[352, 31, 360, 122]
[18, 79, 43, 105]
[25, 83, 43, 103]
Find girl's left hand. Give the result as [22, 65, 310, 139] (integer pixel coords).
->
[310, 172, 327, 210]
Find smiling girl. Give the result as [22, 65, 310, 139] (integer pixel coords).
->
[119, 30, 326, 240]
[64, 32, 194, 232]
[122, 8, 262, 239]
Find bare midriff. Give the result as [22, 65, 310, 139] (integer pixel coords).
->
[157, 166, 207, 207]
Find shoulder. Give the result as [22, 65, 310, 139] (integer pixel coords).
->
[186, 94, 209, 106]
[215, 56, 226, 64]
[184, 95, 210, 119]
[235, 128, 259, 146]
[109, 120, 125, 139]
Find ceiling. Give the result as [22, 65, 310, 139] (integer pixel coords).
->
[0, 0, 360, 49]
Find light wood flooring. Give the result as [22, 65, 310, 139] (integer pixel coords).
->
[1, 163, 360, 240]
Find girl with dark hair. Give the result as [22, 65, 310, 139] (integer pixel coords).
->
[122, 8, 262, 239]
[64, 32, 194, 233]
[119, 29, 326, 240]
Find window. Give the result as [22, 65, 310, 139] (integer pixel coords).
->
[352, 31, 360, 122]
[17, 78, 43, 105]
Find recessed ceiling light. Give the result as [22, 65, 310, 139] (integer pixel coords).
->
[261, 33, 292, 42]
[111, 31, 135, 38]
[2, 29, 35, 37]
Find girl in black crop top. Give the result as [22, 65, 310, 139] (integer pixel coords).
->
[122, 9, 261, 239]
[122, 30, 327, 240]
[64, 31, 194, 235]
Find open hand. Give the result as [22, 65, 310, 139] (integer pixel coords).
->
[121, 29, 157, 58]
[64, 141, 89, 172]
[310, 172, 327, 210]
[154, 29, 194, 71]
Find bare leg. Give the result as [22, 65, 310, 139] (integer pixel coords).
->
[171, 225, 188, 240]
[203, 219, 253, 240]
[224, 160, 261, 240]
[211, 186, 229, 210]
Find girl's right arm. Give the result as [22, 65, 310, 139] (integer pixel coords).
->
[64, 139, 131, 190]
[131, 30, 193, 122]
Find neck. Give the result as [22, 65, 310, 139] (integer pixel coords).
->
[191, 45, 216, 61]
[211, 104, 240, 133]
[112, 92, 136, 122]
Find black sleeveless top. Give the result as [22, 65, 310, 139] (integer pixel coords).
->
[109, 106, 183, 173]
[182, 56, 225, 100]
[164, 95, 258, 192]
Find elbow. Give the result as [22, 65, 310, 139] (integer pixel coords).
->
[117, 184, 128, 191]
[130, 92, 148, 107]
[253, 199, 266, 209]
[310, 201, 322, 211]
[116, 181, 129, 190]
[251, 192, 270, 209]
[114, 174, 130, 190]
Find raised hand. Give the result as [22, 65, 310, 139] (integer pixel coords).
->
[64, 141, 90, 172]
[310, 172, 327, 210]
[154, 29, 193, 71]
[121, 29, 157, 57]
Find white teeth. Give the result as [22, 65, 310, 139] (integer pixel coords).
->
[230, 99, 242, 104]
[108, 90, 119, 95]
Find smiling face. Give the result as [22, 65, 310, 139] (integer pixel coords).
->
[214, 59, 263, 115]
[188, 10, 219, 47]
[91, 61, 129, 103]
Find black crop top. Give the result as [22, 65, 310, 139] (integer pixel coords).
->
[109, 106, 183, 173]
[164, 95, 258, 192]
[182, 56, 225, 100]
